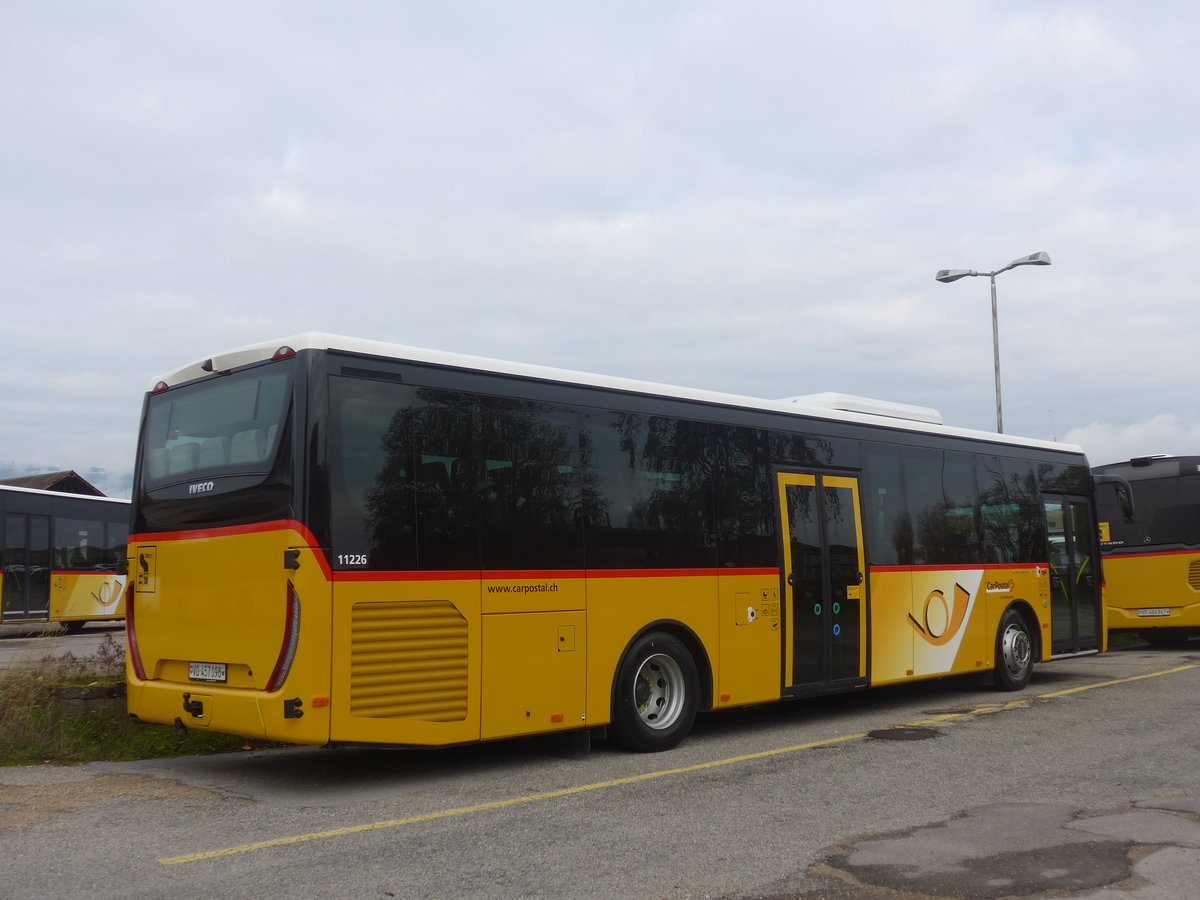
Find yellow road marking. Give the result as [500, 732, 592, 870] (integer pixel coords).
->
[1037, 663, 1198, 698]
[161, 733, 868, 865]
[159, 662, 1200, 866]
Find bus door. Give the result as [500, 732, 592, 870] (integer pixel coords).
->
[2, 514, 50, 622]
[777, 473, 868, 692]
[1043, 495, 1101, 653]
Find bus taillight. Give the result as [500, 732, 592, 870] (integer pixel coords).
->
[265, 582, 301, 693]
[126, 580, 147, 681]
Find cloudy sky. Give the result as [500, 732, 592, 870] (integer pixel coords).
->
[4, 1, 1199, 498]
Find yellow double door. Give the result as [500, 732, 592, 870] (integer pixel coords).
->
[776, 473, 868, 691]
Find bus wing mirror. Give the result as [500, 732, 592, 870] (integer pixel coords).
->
[1093, 474, 1135, 523]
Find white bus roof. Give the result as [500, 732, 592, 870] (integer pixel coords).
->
[150, 332, 1084, 455]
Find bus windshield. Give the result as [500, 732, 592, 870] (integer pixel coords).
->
[140, 360, 294, 490]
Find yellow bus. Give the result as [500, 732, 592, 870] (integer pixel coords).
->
[2, 484, 128, 633]
[125, 334, 1102, 751]
[1094, 455, 1200, 645]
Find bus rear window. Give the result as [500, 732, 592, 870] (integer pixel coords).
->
[141, 362, 293, 488]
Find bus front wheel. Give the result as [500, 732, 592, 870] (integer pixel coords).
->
[609, 632, 699, 752]
[993, 608, 1033, 691]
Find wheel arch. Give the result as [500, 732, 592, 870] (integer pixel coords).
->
[611, 619, 714, 717]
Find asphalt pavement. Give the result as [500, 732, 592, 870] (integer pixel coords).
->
[2, 637, 1200, 898]
[801, 795, 1200, 898]
[0, 621, 125, 669]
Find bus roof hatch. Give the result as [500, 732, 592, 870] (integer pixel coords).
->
[781, 392, 944, 425]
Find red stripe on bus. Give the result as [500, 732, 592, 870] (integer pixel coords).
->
[869, 562, 1050, 573]
[333, 570, 476, 583]
[332, 566, 779, 583]
[585, 568, 755, 579]
[1104, 548, 1200, 561]
[129, 519, 321, 546]
[127, 526, 783, 582]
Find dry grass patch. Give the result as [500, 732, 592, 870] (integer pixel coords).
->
[0, 635, 251, 764]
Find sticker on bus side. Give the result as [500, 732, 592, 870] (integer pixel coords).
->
[135, 546, 157, 594]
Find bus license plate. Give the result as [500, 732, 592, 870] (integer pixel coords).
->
[188, 662, 227, 682]
[1137, 608, 1170, 618]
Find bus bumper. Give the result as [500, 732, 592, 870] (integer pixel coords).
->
[126, 678, 330, 746]
[1106, 600, 1200, 632]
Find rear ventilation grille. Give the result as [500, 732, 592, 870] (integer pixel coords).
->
[349, 600, 468, 721]
[1189, 560, 1200, 591]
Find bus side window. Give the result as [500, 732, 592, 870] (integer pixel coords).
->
[473, 397, 582, 570]
[942, 452, 982, 561]
[55, 518, 104, 570]
[329, 377, 418, 570]
[104, 522, 129, 570]
[581, 412, 714, 569]
[900, 448, 941, 565]
[712, 424, 774, 568]
[861, 444, 906, 566]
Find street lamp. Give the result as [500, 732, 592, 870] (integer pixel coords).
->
[935, 251, 1051, 433]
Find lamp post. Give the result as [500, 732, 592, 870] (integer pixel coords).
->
[935, 251, 1051, 433]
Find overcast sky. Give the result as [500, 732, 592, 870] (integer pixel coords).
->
[4, 2, 1199, 498]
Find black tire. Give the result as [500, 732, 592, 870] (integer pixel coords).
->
[63, 620, 87, 635]
[609, 631, 699, 752]
[993, 608, 1033, 691]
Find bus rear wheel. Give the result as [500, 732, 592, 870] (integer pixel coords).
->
[609, 632, 699, 752]
[993, 608, 1033, 691]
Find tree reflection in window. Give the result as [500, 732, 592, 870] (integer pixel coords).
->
[582, 412, 715, 568]
[978, 456, 1045, 564]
